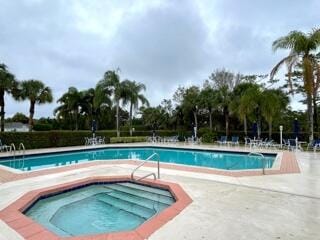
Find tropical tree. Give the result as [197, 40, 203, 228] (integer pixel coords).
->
[271, 28, 320, 141]
[11, 112, 29, 124]
[260, 89, 289, 139]
[17, 80, 53, 131]
[54, 87, 83, 130]
[81, 86, 112, 128]
[122, 80, 149, 136]
[0, 64, 18, 131]
[180, 86, 201, 130]
[98, 70, 128, 137]
[199, 86, 218, 130]
[140, 106, 168, 130]
[208, 69, 242, 135]
[230, 83, 260, 136]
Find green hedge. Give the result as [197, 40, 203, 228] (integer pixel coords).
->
[0, 131, 111, 149]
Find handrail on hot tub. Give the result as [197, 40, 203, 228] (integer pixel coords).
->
[131, 152, 160, 181]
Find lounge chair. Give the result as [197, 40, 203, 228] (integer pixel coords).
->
[307, 139, 320, 152]
[217, 136, 227, 145]
[230, 136, 239, 146]
[287, 139, 302, 151]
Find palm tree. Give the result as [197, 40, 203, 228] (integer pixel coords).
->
[55, 87, 83, 130]
[199, 87, 218, 130]
[271, 28, 320, 141]
[230, 83, 260, 136]
[98, 70, 128, 137]
[181, 86, 201, 130]
[122, 80, 149, 136]
[261, 89, 289, 139]
[216, 85, 232, 136]
[81, 86, 112, 128]
[0, 64, 18, 131]
[17, 80, 53, 131]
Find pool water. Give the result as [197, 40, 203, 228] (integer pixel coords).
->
[0, 147, 275, 171]
[24, 182, 175, 237]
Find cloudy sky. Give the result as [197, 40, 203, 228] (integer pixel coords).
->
[0, 0, 319, 118]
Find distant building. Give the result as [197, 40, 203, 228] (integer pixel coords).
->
[4, 122, 29, 132]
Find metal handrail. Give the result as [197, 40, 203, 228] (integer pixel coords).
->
[131, 152, 160, 181]
[10, 143, 16, 158]
[248, 152, 266, 174]
[18, 143, 25, 169]
[9, 143, 16, 168]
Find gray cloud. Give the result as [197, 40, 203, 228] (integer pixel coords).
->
[0, 0, 319, 117]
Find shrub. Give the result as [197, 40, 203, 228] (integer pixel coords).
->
[33, 123, 52, 131]
[0, 131, 110, 149]
[201, 131, 218, 143]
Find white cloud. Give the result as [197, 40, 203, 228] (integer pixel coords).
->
[0, 0, 319, 117]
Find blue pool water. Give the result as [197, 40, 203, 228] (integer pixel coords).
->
[24, 181, 174, 236]
[0, 147, 275, 171]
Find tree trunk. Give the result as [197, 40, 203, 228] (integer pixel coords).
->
[129, 103, 133, 136]
[313, 90, 318, 133]
[116, 100, 120, 137]
[303, 56, 314, 142]
[193, 111, 198, 128]
[268, 120, 272, 140]
[209, 110, 212, 130]
[74, 110, 78, 131]
[243, 116, 247, 136]
[0, 91, 5, 132]
[307, 93, 314, 141]
[224, 107, 229, 136]
[29, 101, 35, 132]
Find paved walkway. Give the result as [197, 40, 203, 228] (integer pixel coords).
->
[0, 144, 319, 240]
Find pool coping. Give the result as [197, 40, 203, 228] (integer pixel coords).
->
[0, 176, 192, 240]
[0, 144, 300, 183]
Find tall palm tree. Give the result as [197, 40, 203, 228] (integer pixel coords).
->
[0, 64, 18, 131]
[98, 70, 128, 137]
[271, 28, 320, 141]
[216, 85, 232, 136]
[55, 87, 83, 130]
[17, 80, 53, 131]
[122, 80, 149, 136]
[199, 87, 218, 130]
[261, 89, 289, 139]
[181, 86, 201, 130]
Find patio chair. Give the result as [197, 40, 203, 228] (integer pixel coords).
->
[244, 137, 251, 147]
[259, 138, 269, 148]
[282, 139, 289, 149]
[216, 136, 227, 145]
[230, 136, 239, 146]
[288, 139, 302, 151]
[307, 139, 320, 152]
[98, 137, 105, 145]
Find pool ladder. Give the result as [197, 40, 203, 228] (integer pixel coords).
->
[248, 152, 266, 175]
[9, 143, 26, 170]
[131, 152, 160, 181]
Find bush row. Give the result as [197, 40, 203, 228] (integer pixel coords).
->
[0, 131, 110, 149]
[0, 130, 316, 150]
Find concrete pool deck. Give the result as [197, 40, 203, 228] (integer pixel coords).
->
[0, 143, 319, 239]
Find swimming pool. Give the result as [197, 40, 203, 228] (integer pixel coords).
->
[0, 147, 275, 171]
